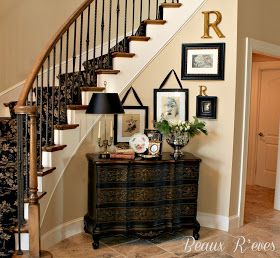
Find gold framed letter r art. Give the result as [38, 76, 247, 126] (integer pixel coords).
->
[202, 11, 225, 39]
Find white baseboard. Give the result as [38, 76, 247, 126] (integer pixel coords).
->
[41, 217, 84, 249]
[197, 212, 240, 231]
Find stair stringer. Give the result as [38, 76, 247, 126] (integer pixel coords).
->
[37, 0, 207, 249]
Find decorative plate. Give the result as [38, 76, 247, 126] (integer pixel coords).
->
[129, 133, 149, 154]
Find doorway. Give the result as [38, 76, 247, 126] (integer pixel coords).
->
[239, 38, 280, 226]
[247, 55, 280, 188]
[244, 55, 280, 223]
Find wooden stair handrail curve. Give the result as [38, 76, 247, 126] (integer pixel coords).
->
[15, 0, 95, 110]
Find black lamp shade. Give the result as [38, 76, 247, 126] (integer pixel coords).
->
[86, 93, 124, 114]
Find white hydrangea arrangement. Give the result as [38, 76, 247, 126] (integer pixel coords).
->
[154, 116, 207, 138]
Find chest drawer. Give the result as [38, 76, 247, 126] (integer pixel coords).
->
[97, 184, 198, 205]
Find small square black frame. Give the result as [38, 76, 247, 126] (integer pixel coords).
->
[196, 96, 217, 119]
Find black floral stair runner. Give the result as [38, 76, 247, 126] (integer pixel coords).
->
[0, 118, 17, 257]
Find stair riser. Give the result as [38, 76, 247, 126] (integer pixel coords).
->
[15, 233, 29, 251]
[81, 91, 94, 106]
[24, 203, 29, 220]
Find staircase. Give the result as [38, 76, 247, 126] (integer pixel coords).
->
[0, 0, 205, 256]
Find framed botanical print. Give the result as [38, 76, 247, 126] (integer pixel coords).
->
[154, 89, 189, 122]
[114, 106, 148, 144]
[181, 43, 225, 80]
[196, 96, 217, 119]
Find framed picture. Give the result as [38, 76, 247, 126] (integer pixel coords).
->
[154, 89, 188, 122]
[196, 96, 217, 119]
[181, 43, 225, 80]
[114, 106, 148, 144]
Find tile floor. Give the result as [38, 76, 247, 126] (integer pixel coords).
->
[48, 185, 280, 257]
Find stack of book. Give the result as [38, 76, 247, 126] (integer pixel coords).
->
[110, 148, 135, 159]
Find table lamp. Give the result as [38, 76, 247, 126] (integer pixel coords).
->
[86, 93, 124, 158]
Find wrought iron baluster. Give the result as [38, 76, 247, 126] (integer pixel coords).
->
[46, 55, 50, 145]
[79, 12, 84, 81]
[148, 0, 151, 20]
[132, 0, 135, 35]
[65, 29, 69, 109]
[39, 65, 43, 167]
[116, 0, 120, 50]
[24, 100, 29, 198]
[108, 0, 112, 56]
[100, 0, 105, 68]
[124, 0, 128, 39]
[36, 76, 39, 106]
[156, 0, 159, 19]
[51, 46, 56, 145]
[58, 38, 63, 125]
[72, 20, 77, 100]
[140, 0, 143, 23]
[93, 1, 98, 70]
[86, 6, 91, 85]
[16, 114, 24, 255]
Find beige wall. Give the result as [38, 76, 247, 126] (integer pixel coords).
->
[0, 0, 84, 93]
[42, 0, 239, 235]
[230, 0, 280, 216]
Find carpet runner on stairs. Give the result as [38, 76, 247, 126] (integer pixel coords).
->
[0, 118, 17, 257]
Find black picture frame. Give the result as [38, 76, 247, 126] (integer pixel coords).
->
[181, 43, 225, 80]
[114, 106, 148, 145]
[153, 89, 189, 122]
[196, 96, 217, 119]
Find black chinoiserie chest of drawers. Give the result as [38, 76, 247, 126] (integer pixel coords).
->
[84, 153, 201, 249]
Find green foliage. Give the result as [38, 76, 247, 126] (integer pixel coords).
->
[154, 116, 207, 138]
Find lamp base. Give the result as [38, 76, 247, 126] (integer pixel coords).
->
[99, 153, 111, 159]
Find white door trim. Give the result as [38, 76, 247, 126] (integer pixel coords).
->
[238, 38, 280, 226]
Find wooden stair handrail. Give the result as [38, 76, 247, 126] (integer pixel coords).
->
[16, 0, 94, 109]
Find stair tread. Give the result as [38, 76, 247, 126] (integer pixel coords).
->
[54, 124, 79, 130]
[67, 105, 88, 110]
[161, 3, 182, 8]
[42, 144, 67, 152]
[111, 52, 135, 58]
[24, 191, 47, 203]
[95, 69, 120, 74]
[143, 19, 167, 25]
[80, 86, 105, 92]
[0, 116, 13, 120]
[37, 167, 56, 176]
[128, 36, 150, 42]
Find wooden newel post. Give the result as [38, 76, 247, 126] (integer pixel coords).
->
[28, 112, 41, 258]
